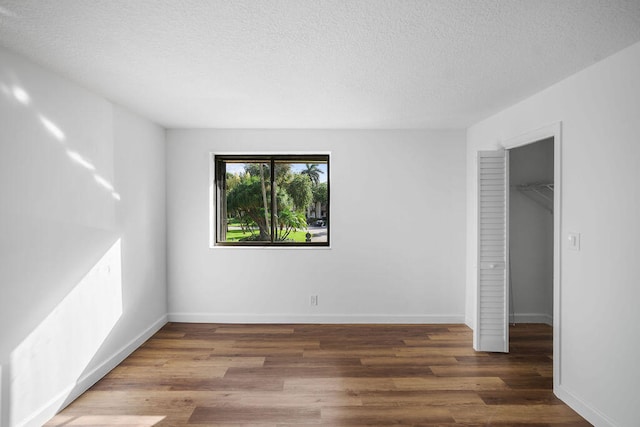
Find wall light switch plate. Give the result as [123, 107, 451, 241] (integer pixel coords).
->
[567, 232, 581, 251]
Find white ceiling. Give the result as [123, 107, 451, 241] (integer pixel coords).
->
[1, 0, 640, 129]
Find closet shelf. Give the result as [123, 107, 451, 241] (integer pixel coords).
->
[513, 182, 554, 213]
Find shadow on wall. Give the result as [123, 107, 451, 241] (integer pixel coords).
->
[0, 73, 125, 426]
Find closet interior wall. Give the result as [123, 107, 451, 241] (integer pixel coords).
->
[509, 138, 554, 324]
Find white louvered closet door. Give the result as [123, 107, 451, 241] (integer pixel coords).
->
[475, 150, 509, 353]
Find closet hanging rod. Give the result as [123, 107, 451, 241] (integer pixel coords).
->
[515, 182, 554, 191]
[513, 182, 554, 213]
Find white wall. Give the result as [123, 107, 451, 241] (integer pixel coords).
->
[509, 139, 554, 324]
[167, 129, 466, 324]
[466, 41, 640, 427]
[0, 47, 167, 427]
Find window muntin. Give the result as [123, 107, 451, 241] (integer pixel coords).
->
[214, 155, 329, 246]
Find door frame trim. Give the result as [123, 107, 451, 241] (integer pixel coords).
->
[501, 121, 562, 391]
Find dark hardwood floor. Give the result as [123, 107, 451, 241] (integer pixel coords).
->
[46, 323, 591, 426]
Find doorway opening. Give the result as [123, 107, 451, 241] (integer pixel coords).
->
[508, 138, 554, 329]
[507, 138, 555, 383]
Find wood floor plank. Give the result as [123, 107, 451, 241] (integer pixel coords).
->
[395, 346, 487, 357]
[45, 414, 171, 426]
[358, 390, 485, 406]
[126, 348, 214, 360]
[393, 376, 509, 391]
[320, 405, 455, 424]
[214, 326, 295, 334]
[62, 389, 362, 409]
[225, 365, 433, 379]
[302, 348, 398, 358]
[449, 404, 592, 425]
[360, 356, 458, 366]
[283, 377, 397, 392]
[430, 364, 540, 377]
[455, 354, 552, 365]
[187, 391, 363, 408]
[166, 356, 266, 368]
[46, 323, 591, 426]
[426, 332, 472, 341]
[264, 356, 362, 367]
[106, 365, 228, 379]
[169, 377, 285, 392]
[209, 347, 304, 357]
[232, 339, 320, 348]
[501, 375, 554, 390]
[189, 406, 320, 424]
[141, 339, 220, 350]
[478, 390, 564, 405]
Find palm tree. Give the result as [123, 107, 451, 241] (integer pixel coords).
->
[259, 163, 270, 237]
[275, 208, 307, 241]
[301, 163, 322, 185]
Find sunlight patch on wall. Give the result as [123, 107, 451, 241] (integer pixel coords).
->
[38, 114, 66, 143]
[66, 150, 96, 171]
[93, 174, 114, 192]
[1, 79, 123, 203]
[11, 86, 30, 105]
[1, 83, 30, 106]
[93, 174, 122, 201]
[10, 239, 123, 426]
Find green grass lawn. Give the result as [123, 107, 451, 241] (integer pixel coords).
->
[226, 228, 312, 242]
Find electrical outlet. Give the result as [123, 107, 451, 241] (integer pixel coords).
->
[310, 295, 319, 306]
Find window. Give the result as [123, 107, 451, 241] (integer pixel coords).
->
[213, 154, 330, 247]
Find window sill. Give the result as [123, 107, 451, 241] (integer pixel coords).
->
[210, 244, 332, 250]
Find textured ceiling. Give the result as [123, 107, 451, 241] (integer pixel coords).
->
[1, 0, 640, 129]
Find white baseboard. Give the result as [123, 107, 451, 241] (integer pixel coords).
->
[555, 384, 617, 427]
[19, 314, 168, 427]
[168, 312, 465, 324]
[511, 313, 553, 325]
[464, 316, 474, 329]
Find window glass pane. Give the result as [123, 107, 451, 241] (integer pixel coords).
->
[276, 161, 328, 243]
[223, 161, 272, 242]
[215, 155, 329, 246]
